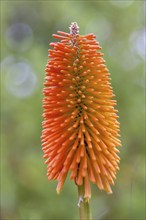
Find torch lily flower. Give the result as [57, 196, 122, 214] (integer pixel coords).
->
[41, 22, 121, 201]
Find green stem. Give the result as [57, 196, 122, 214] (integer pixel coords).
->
[78, 185, 92, 220]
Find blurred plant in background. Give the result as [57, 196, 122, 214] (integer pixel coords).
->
[1, 1, 145, 219]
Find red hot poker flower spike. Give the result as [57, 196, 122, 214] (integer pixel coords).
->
[42, 22, 121, 200]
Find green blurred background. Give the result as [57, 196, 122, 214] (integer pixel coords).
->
[1, 0, 145, 219]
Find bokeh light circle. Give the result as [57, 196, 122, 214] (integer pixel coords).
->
[5, 61, 38, 98]
[5, 23, 33, 52]
[130, 28, 145, 60]
[85, 17, 112, 43]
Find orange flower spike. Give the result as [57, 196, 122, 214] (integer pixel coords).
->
[42, 22, 121, 200]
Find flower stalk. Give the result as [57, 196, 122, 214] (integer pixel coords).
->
[78, 185, 92, 220]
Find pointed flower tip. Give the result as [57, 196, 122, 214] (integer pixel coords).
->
[69, 22, 79, 35]
[84, 197, 90, 203]
[108, 191, 113, 195]
[56, 189, 61, 195]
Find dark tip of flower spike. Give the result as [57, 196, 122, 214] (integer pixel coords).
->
[69, 22, 79, 35]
